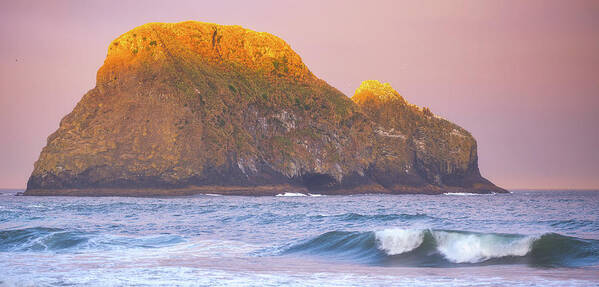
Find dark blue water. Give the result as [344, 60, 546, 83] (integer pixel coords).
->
[1, 190, 598, 286]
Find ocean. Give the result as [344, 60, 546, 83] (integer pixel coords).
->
[0, 190, 598, 286]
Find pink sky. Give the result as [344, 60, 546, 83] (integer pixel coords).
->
[1, 0, 598, 189]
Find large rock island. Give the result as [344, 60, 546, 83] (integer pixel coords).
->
[25, 21, 506, 196]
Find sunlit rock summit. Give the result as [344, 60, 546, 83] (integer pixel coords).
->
[25, 21, 506, 196]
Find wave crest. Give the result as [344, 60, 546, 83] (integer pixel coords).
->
[0, 227, 184, 252]
[284, 228, 599, 267]
[375, 229, 425, 255]
[431, 231, 535, 263]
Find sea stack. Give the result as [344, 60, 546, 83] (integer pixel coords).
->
[25, 21, 506, 196]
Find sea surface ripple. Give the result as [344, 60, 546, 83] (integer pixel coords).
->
[1, 190, 598, 286]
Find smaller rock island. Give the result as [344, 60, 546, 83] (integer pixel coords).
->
[25, 21, 506, 196]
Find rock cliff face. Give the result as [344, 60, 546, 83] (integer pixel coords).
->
[25, 21, 506, 196]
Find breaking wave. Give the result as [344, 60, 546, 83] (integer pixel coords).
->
[283, 228, 599, 267]
[276, 193, 308, 197]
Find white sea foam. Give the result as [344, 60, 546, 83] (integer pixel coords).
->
[375, 228, 536, 263]
[375, 229, 425, 255]
[276, 192, 308, 197]
[432, 231, 535, 263]
[443, 192, 481, 196]
[203, 193, 222, 196]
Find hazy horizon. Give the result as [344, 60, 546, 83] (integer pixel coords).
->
[1, 0, 598, 190]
